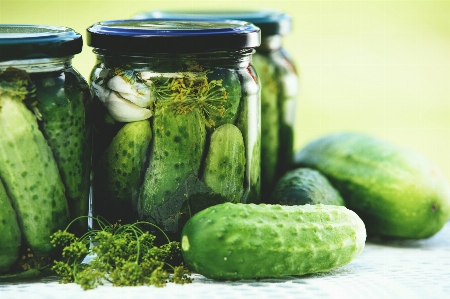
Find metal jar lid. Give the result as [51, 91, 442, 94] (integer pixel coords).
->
[86, 19, 261, 54]
[0, 24, 83, 62]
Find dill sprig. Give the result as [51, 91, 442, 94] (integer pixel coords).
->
[152, 71, 227, 127]
[50, 216, 192, 290]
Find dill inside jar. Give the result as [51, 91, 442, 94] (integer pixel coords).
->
[86, 19, 261, 234]
[133, 9, 299, 201]
[0, 25, 91, 273]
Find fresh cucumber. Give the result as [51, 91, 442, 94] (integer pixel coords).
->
[294, 131, 450, 239]
[93, 120, 152, 224]
[203, 124, 245, 203]
[34, 71, 91, 231]
[0, 179, 21, 273]
[0, 90, 70, 256]
[181, 203, 366, 280]
[271, 168, 345, 206]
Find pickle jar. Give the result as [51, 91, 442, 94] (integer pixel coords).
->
[0, 25, 92, 271]
[86, 19, 261, 234]
[133, 9, 299, 201]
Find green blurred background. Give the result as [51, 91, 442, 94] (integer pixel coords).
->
[1, 0, 449, 180]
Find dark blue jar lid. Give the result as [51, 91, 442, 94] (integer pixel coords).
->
[86, 19, 261, 54]
[0, 24, 83, 62]
[133, 9, 292, 37]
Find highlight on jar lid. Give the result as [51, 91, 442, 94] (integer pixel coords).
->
[133, 9, 292, 37]
[0, 24, 83, 62]
[86, 19, 261, 54]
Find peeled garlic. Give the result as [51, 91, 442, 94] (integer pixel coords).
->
[139, 71, 183, 80]
[107, 75, 152, 108]
[104, 91, 152, 122]
[91, 81, 111, 103]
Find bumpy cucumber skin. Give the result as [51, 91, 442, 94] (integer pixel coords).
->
[271, 168, 345, 206]
[181, 203, 366, 280]
[203, 124, 245, 203]
[34, 71, 91, 231]
[94, 120, 152, 224]
[295, 132, 450, 239]
[0, 180, 21, 273]
[0, 96, 69, 256]
[138, 108, 206, 221]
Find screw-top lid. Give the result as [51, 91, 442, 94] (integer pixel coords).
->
[0, 24, 83, 62]
[133, 9, 292, 37]
[86, 19, 261, 54]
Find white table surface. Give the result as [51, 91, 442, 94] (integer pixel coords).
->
[1, 221, 449, 299]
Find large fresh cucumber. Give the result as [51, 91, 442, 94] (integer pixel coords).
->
[138, 107, 206, 224]
[181, 203, 366, 280]
[0, 180, 21, 273]
[294, 131, 450, 239]
[0, 91, 70, 256]
[271, 168, 345, 206]
[34, 71, 91, 231]
[93, 120, 152, 223]
[203, 124, 245, 203]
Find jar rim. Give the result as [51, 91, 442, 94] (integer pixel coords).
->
[133, 9, 292, 37]
[0, 24, 82, 62]
[86, 19, 261, 54]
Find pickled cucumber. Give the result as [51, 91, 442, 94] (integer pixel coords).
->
[94, 120, 152, 223]
[0, 69, 70, 255]
[203, 124, 245, 203]
[34, 71, 91, 231]
[0, 180, 21, 273]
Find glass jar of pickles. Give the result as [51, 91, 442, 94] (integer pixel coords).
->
[86, 19, 261, 234]
[0, 25, 91, 272]
[133, 9, 300, 201]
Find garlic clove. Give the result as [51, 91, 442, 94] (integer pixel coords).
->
[104, 91, 152, 122]
[139, 71, 183, 80]
[91, 81, 111, 103]
[107, 75, 152, 108]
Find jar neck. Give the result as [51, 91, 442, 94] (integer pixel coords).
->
[0, 56, 73, 73]
[259, 35, 283, 53]
[93, 49, 255, 70]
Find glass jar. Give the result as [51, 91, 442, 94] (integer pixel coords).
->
[86, 19, 261, 235]
[133, 9, 299, 201]
[0, 25, 91, 271]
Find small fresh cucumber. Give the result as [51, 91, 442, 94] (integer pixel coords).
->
[34, 71, 91, 231]
[203, 124, 245, 203]
[0, 180, 21, 274]
[0, 92, 69, 256]
[138, 107, 206, 223]
[181, 203, 366, 280]
[294, 131, 450, 239]
[93, 120, 152, 224]
[271, 168, 345, 206]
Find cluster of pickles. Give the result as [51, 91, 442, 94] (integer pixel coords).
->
[91, 62, 260, 233]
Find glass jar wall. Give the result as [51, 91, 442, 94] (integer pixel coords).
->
[0, 25, 91, 273]
[133, 9, 300, 201]
[87, 19, 261, 235]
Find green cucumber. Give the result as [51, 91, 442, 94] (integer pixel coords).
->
[34, 71, 91, 231]
[0, 91, 69, 256]
[294, 131, 450, 239]
[93, 120, 152, 223]
[203, 124, 245, 203]
[252, 54, 280, 197]
[181, 203, 366, 280]
[271, 168, 345, 206]
[138, 107, 206, 226]
[0, 180, 21, 273]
